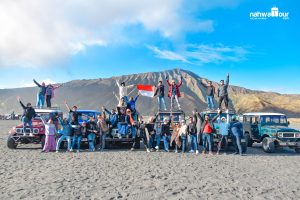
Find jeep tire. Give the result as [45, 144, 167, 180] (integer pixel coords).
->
[245, 133, 253, 147]
[262, 137, 275, 153]
[7, 136, 17, 149]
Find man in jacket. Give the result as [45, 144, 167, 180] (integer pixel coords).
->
[230, 116, 244, 156]
[217, 73, 230, 111]
[102, 107, 118, 133]
[187, 117, 199, 154]
[153, 81, 167, 111]
[197, 110, 221, 155]
[217, 116, 229, 155]
[17, 97, 36, 136]
[166, 75, 183, 111]
[201, 80, 216, 110]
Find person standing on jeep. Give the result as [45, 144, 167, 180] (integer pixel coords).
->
[17, 97, 36, 136]
[45, 83, 63, 108]
[217, 73, 230, 112]
[153, 81, 167, 111]
[187, 116, 199, 154]
[197, 110, 221, 155]
[230, 116, 244, 156]
[217, 117, 229, 155]
[166, 75, 183, 111]
[116, 80, 135, 102]
[201, 80, 216, 110]
[33, 79, 47, 109]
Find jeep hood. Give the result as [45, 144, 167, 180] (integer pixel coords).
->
[264, 126, 300, 133]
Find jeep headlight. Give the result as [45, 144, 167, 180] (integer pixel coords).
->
[295, 133, 300, 138]
[278, 133, 283, 138]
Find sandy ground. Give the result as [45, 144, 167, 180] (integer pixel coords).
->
[0, 120, 300, 200]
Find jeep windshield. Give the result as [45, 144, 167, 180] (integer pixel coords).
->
[205, 113, 234, 121]
[260, 115, 288, 126]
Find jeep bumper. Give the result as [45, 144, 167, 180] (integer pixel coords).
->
[279, 142, 300, 147]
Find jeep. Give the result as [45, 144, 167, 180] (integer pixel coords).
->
[243, 112, 300, 153]
[7, 108, 63, 149]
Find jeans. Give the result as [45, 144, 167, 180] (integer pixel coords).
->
[22, 116, 33, 134]
[46, 95, 52, 108]
[157, 96, 167, 110]
[181, 136, 187, 152]
[202, 133, 213, 152]
[217, 135, 228, 152]
[155, 134, 161, 148]
[233, 134, 242, 154]
[56, 135, 72, 151]
[131, 126, 137, 138]
[190, 134, 199, 151]
[149, 134, 156, 149]
[87, 133, 96, 150]
[206, 96, 215, 109]
[99, 132, 107, 150]
[72, 135, 82, 150]
[36, 94, 45, 108]
[163, 135, 171, 151]
[171, 94, 181, 110]
[218, 95, 229, 110]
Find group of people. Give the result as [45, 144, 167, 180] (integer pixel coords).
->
[17, 73, 245, 155]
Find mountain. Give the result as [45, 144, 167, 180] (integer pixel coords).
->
[1, 68, 300, 118]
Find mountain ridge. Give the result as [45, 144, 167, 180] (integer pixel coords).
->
[0, 68, 299, 117]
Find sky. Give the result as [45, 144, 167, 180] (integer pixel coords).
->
[0, 0, 299, 94]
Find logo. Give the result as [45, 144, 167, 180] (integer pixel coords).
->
[250, 6, 289, 20]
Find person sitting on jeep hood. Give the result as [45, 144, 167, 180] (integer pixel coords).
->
[17, 97, 36, 135]
[102, 107, 118, 128]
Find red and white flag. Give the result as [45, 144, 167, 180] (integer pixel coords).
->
[136, 84, 155, 97]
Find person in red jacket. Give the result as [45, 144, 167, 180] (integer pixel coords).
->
[166, 75, 183, 111]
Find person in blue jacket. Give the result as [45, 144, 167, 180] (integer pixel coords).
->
[217, 116, 229, 155]
[33, 79, 47, 108]
[230, 116, 244, 156]
[102, 106, 118, 134]
[56, 117, 72, 152]
[126, 94, 140, 115]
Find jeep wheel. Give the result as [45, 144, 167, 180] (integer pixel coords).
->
[7, 136, 17, 149]
[245, 133, 253, 147]
[262, 137, 275, 153]
[295, 148, 300, 153]
[241, 141, 247, 153]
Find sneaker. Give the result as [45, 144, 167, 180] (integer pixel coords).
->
[56, 150, 59, 153]
[146, 148, 150, 153]
[23, 133, 27, 136]
[29, 133, 34, 137]
[70, 148, 73, 152]
[165, 149, 169, 152]
[150, 148, 155, 152]
[174, 150, 178, 153]
[130, 148, 135, 151]
[76, 150, 80, 153]
[189, 150, 195, 153]
[233, 152, 239, 155]
[209, 151, 214, 155]
[196, 150, 199, 155]
[155, 146, 159, 150]
[202, 151, 206, 155]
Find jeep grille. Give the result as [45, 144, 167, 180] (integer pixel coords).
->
[278, 132, 297, 138]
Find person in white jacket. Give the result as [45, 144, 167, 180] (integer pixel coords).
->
[116, 80, 135, 102]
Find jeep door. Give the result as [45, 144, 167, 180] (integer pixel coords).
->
[250, 116, 260, 140]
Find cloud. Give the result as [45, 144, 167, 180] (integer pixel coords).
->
[0, 0, 215, 68]
[148, 44, 250, 64]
